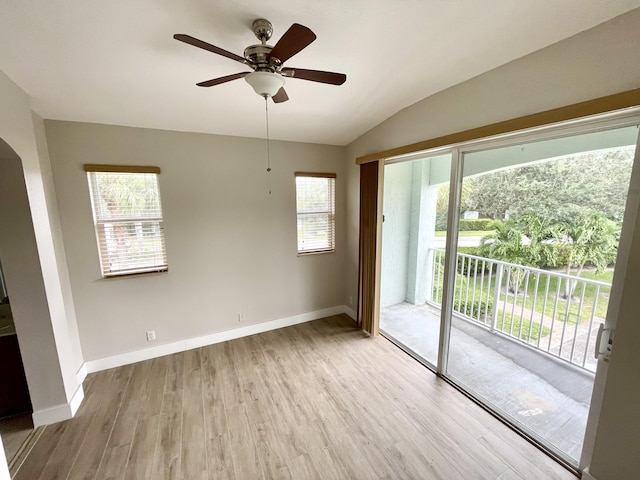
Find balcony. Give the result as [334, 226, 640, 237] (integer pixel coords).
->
[380, 249, 609, 462]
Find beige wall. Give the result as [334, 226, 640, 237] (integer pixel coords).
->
[344, 9, 640, 479]
[45, 121, 347, 361]
[0, 71, 84, 423]
[2, 7, 640, 478]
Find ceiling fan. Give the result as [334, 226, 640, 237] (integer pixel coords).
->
[173, 19, 347, 103]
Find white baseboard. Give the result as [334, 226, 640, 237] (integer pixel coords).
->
[31, 373, 85, 427]
[582, 469, 598, 480]
[76, 362, 88, 386]
[69, 384, 84, 416]
[32, 388, 82, 428]
[343, 305, 357, 320]
[84, 305, 352, 374]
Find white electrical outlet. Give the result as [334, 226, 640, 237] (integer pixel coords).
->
[348, 296, 353, 305]
[146, 330, 156, 342]
[238, 313, 245, 322]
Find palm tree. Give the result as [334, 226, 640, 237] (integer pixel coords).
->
[97, 173, 159, 218]
[480, 219, 531, 293]
[517, 215, 562, 268]
[559, 210, 618, 298]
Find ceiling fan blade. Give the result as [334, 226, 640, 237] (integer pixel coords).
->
[267, 24, 316, 64]
[196, 72, 251, 87]
[282, 68, 346, 85]
[272, 87, 289, 103]
[174, 34, 248, 65]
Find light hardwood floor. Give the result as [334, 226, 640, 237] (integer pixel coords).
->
[12, 315, 578, 479]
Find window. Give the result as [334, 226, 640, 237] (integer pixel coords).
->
[85, 165, 168, 277]
[295, 172, 336, 254]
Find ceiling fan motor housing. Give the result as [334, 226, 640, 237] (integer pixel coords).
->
[243, 44, 277, 70]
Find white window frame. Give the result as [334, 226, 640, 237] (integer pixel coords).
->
[295, 172, 336, 255]
[85, 164, 168, 277]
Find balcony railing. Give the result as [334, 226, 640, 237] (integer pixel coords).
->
[428, 249, 611, 372]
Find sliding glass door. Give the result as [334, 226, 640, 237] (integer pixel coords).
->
[378, 119, 640, 467]
[379, 153, 451, 367]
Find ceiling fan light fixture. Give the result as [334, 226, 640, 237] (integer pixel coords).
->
[245, 71, 285, 98]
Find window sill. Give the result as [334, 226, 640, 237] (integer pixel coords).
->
[102, 267, 168, 279]
[297, 250, 335, 257]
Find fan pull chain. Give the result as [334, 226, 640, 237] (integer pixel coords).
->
[265, 97, 272, 195]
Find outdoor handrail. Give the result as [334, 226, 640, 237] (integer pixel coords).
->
[427, 248, 612, 372]
[451, 250, 612, 287]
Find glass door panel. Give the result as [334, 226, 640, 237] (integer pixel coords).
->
[445, 125, 638, 465]
[379, 153, 451, 367]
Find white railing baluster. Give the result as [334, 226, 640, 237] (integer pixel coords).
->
[426, 248, 609, 372]
[528, 272, 540, 344]
[480, 259, 487, 324]
[518, 270, 530, 340]
[457, 255, 464, 311]
[464, 256, 471, 316]
[471, 258, 478, 321]
[582, 285, 600, 368]
[570, 282, 588, 364]
[502, 268, 512, 334]
[558, 284, 574, 360]
[538, 273, 551, 349]
[548, 279, 562, 353]
[509, 267, 518, 337]
[491, 263, 502, 332]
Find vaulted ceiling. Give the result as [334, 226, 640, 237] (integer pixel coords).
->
[1, 1, 639, 145]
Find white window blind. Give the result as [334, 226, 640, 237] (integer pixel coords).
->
[295, 172, 336, 254]
[85, 166, 168, 277]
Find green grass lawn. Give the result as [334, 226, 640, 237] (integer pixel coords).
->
[505, 269, 612, 323]
[441, 273, 551, 341]
[433, 267, 612, 339]
[495, 316, 550, 341]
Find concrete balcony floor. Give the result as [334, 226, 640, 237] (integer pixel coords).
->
[380, 302, 595, 463]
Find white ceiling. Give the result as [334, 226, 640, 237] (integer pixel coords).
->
[1, 1, 639, 146]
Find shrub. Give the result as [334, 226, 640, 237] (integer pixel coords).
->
[458, 246, 481, 256]
[457, 247, 493, 276]
[546, 244, 572, 268]
[454, 298, 493, 318]
[458, 218, 494, 232]
[436, 217, 493, 232]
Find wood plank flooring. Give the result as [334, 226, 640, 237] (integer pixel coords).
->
[12, 315, 578, 479]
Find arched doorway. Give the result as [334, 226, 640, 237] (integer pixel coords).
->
[0, 138, 37, 467]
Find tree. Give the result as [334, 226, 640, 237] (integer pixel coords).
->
[469, 147, 634, 222]
[435, 178, 477, 230]
[93, 172, 161, 258]
[480, 219, 531, 293]
[516, 215, 562, 268]
[96, 173, 159, 218]
[559, 211, 619, 298]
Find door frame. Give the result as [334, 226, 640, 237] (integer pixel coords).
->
[363, 108, 640, 471]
